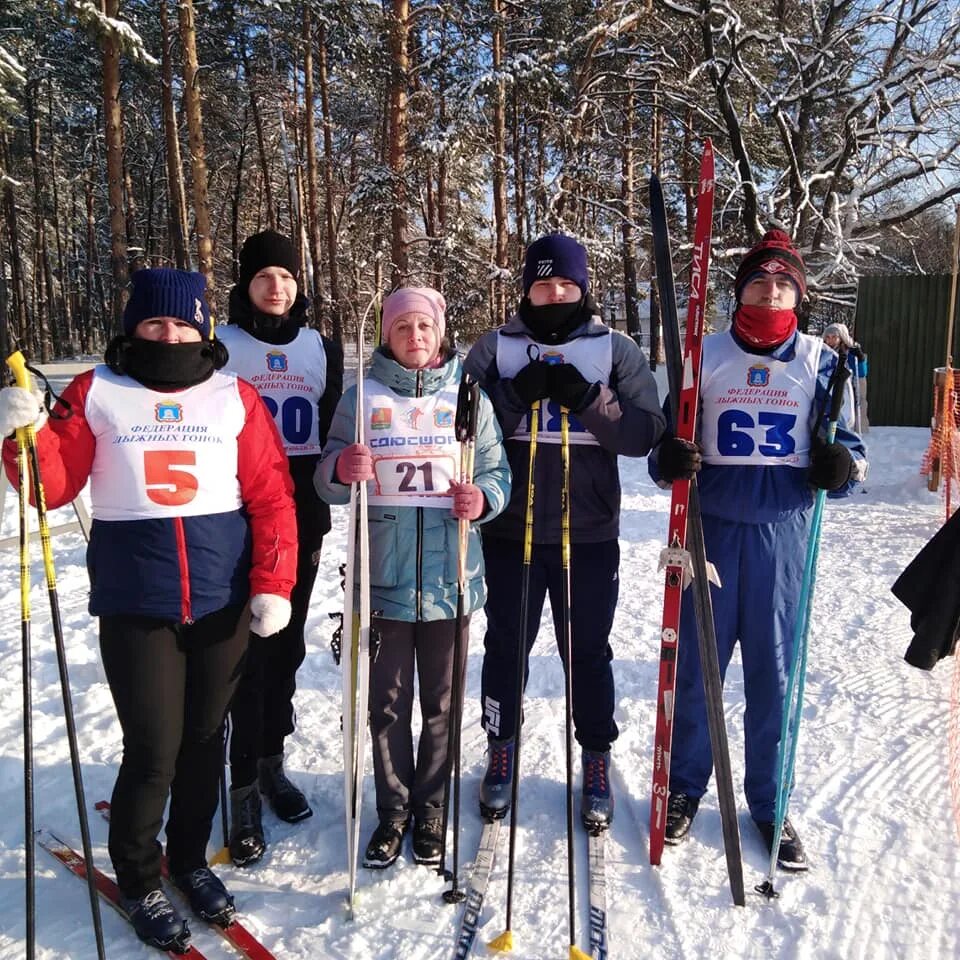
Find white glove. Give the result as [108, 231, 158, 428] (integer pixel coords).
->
[249, 593, 292, 637]
[0, 386, 46, 438]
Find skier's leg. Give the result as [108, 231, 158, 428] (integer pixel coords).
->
[668, 514, 742, 800]
[166, 603, 249, 875]
[740, 511, 808, 822]
[479, 535, 548, 741]
[100, 614, 185, 898]
[368, 617, 417, 820]
[411, 616, 469, 817]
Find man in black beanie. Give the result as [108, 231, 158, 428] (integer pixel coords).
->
[649, 229, 866, 869]
[219, 230, 343, 865]
[465, 233, 665, 831]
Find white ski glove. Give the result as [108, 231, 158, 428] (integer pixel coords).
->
[249, 593, 292, 637]
[0, 386, 46, 439]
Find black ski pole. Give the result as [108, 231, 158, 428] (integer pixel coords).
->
[14, 387, 35, 960]
[558, 407, 581, 956]
[489, 399, 541, 952]
[7, 352, 106, 959]
[440, 373, 480, 903]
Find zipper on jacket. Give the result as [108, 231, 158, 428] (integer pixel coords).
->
[173, 517, 193, 624]
[416, 369, 424, 620]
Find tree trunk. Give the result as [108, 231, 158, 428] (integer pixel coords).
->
[243, 38, 276, 233]
[491, 0, 508, 323]
[317, 20, 343, 343]
[302, 4, 325, 315]
[230, 108, 247, 285]
[26, 81, 51, 361]
[160, 0, 190, 269]
[178, 0, 215, 291]
[0, 132, 26, 353]
[621, 86, 641, 350]
[102, 0, 127, 329]
[388, 0, 410, 285]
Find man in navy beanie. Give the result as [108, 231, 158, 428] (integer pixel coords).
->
[465, 233, 665, 830]
[218, 230, 343, 866]
[649, 229, 866, 869]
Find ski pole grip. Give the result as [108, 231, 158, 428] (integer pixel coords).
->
[829, 347, 851, 424]
[6, 351, 32, 391]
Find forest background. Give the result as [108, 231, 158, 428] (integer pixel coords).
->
[1, 0, 960, 363]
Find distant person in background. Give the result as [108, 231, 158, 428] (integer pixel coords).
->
[823, 323, 868, 431]
[219, 230, 343, 867]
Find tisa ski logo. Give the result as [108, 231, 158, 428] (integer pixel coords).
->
[371, 407, 392, 430]
[434, 406, 454, 428]
[155, 401, 183, 423]
[266, 350, 288, 373]
[747, 365, 771, 387]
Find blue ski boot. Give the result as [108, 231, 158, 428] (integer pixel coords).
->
[581, 749, 614, 831]
[121, 888, 190, 952]
[171, 867, 236, 927]
[479, 737, 515, 819]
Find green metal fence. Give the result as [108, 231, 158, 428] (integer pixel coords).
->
[854, 274, 958, 427]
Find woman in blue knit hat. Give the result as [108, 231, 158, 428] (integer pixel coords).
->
[464, 233, 665, 830]
[0, 268, 298, 953]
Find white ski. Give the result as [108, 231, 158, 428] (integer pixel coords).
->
[587, 830, 608, 960]
[453, 818, 502, 959]
[343, 313, 372, 918]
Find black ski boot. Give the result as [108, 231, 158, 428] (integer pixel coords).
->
[362, 819, 409, 869]
[171, 867, 236, 927]
[229, 782, 266, 867]
[664, 792, 699, 844]
[755, 817, 809, 871]
[258, 753, 313, 823]
[479, 737, 515, 819]
[581, 749, 614, 830]
[121, 888, 190, 953]
[412, 816, 444, 865]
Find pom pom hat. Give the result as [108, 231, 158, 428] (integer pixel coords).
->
[238, 230, 300, 293]
[123, 268, 211, 337]
[522, 234, 589, 297]
[381, 287, 447, 342]
[733, 229, 807, 302]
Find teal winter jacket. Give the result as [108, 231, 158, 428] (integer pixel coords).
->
[314, 348, 511, 622]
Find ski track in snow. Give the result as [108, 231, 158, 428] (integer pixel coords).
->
[0, 407, 958, 957]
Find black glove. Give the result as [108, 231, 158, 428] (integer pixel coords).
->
[850, 343, 866, 362]
[656, 437, 703, 482]
[548, 363, 594, 413]
[808, 441, 853, 491]
[510, 361, 551, 406]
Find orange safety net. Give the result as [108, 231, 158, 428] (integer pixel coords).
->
[921, 367, 960, 518]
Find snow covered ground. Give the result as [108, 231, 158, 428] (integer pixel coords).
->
[0, 394, 957, 958]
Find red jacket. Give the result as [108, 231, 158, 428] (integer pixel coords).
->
[3, 367, 297, 622]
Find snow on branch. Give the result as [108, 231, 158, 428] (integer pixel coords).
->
[67, 1, 159, 66]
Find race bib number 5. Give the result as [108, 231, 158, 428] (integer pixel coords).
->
[144, 450, 198, 505]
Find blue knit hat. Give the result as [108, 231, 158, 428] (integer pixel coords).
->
[522, 234, 589, 296]
[123, 269, 211, 337]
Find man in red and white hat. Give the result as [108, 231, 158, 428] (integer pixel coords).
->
[650, 229, 867, 870]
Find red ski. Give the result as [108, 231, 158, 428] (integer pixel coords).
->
[37, 827, 209, 958]
[96, 801, 276, 960]
[649, 141, 716, 866]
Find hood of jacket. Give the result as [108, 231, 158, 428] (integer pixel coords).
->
[367, 346, 462, 397]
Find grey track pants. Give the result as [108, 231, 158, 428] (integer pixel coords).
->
[369, 615, 469, 823]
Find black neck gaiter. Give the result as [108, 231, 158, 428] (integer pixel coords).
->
[519, 297, 586, 345]
[105, 336, 216, 389]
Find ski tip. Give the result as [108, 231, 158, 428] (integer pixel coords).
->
[570, 947, 593, 960]
[488, 930, 513, 952]
[209, 845, 231, 867]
